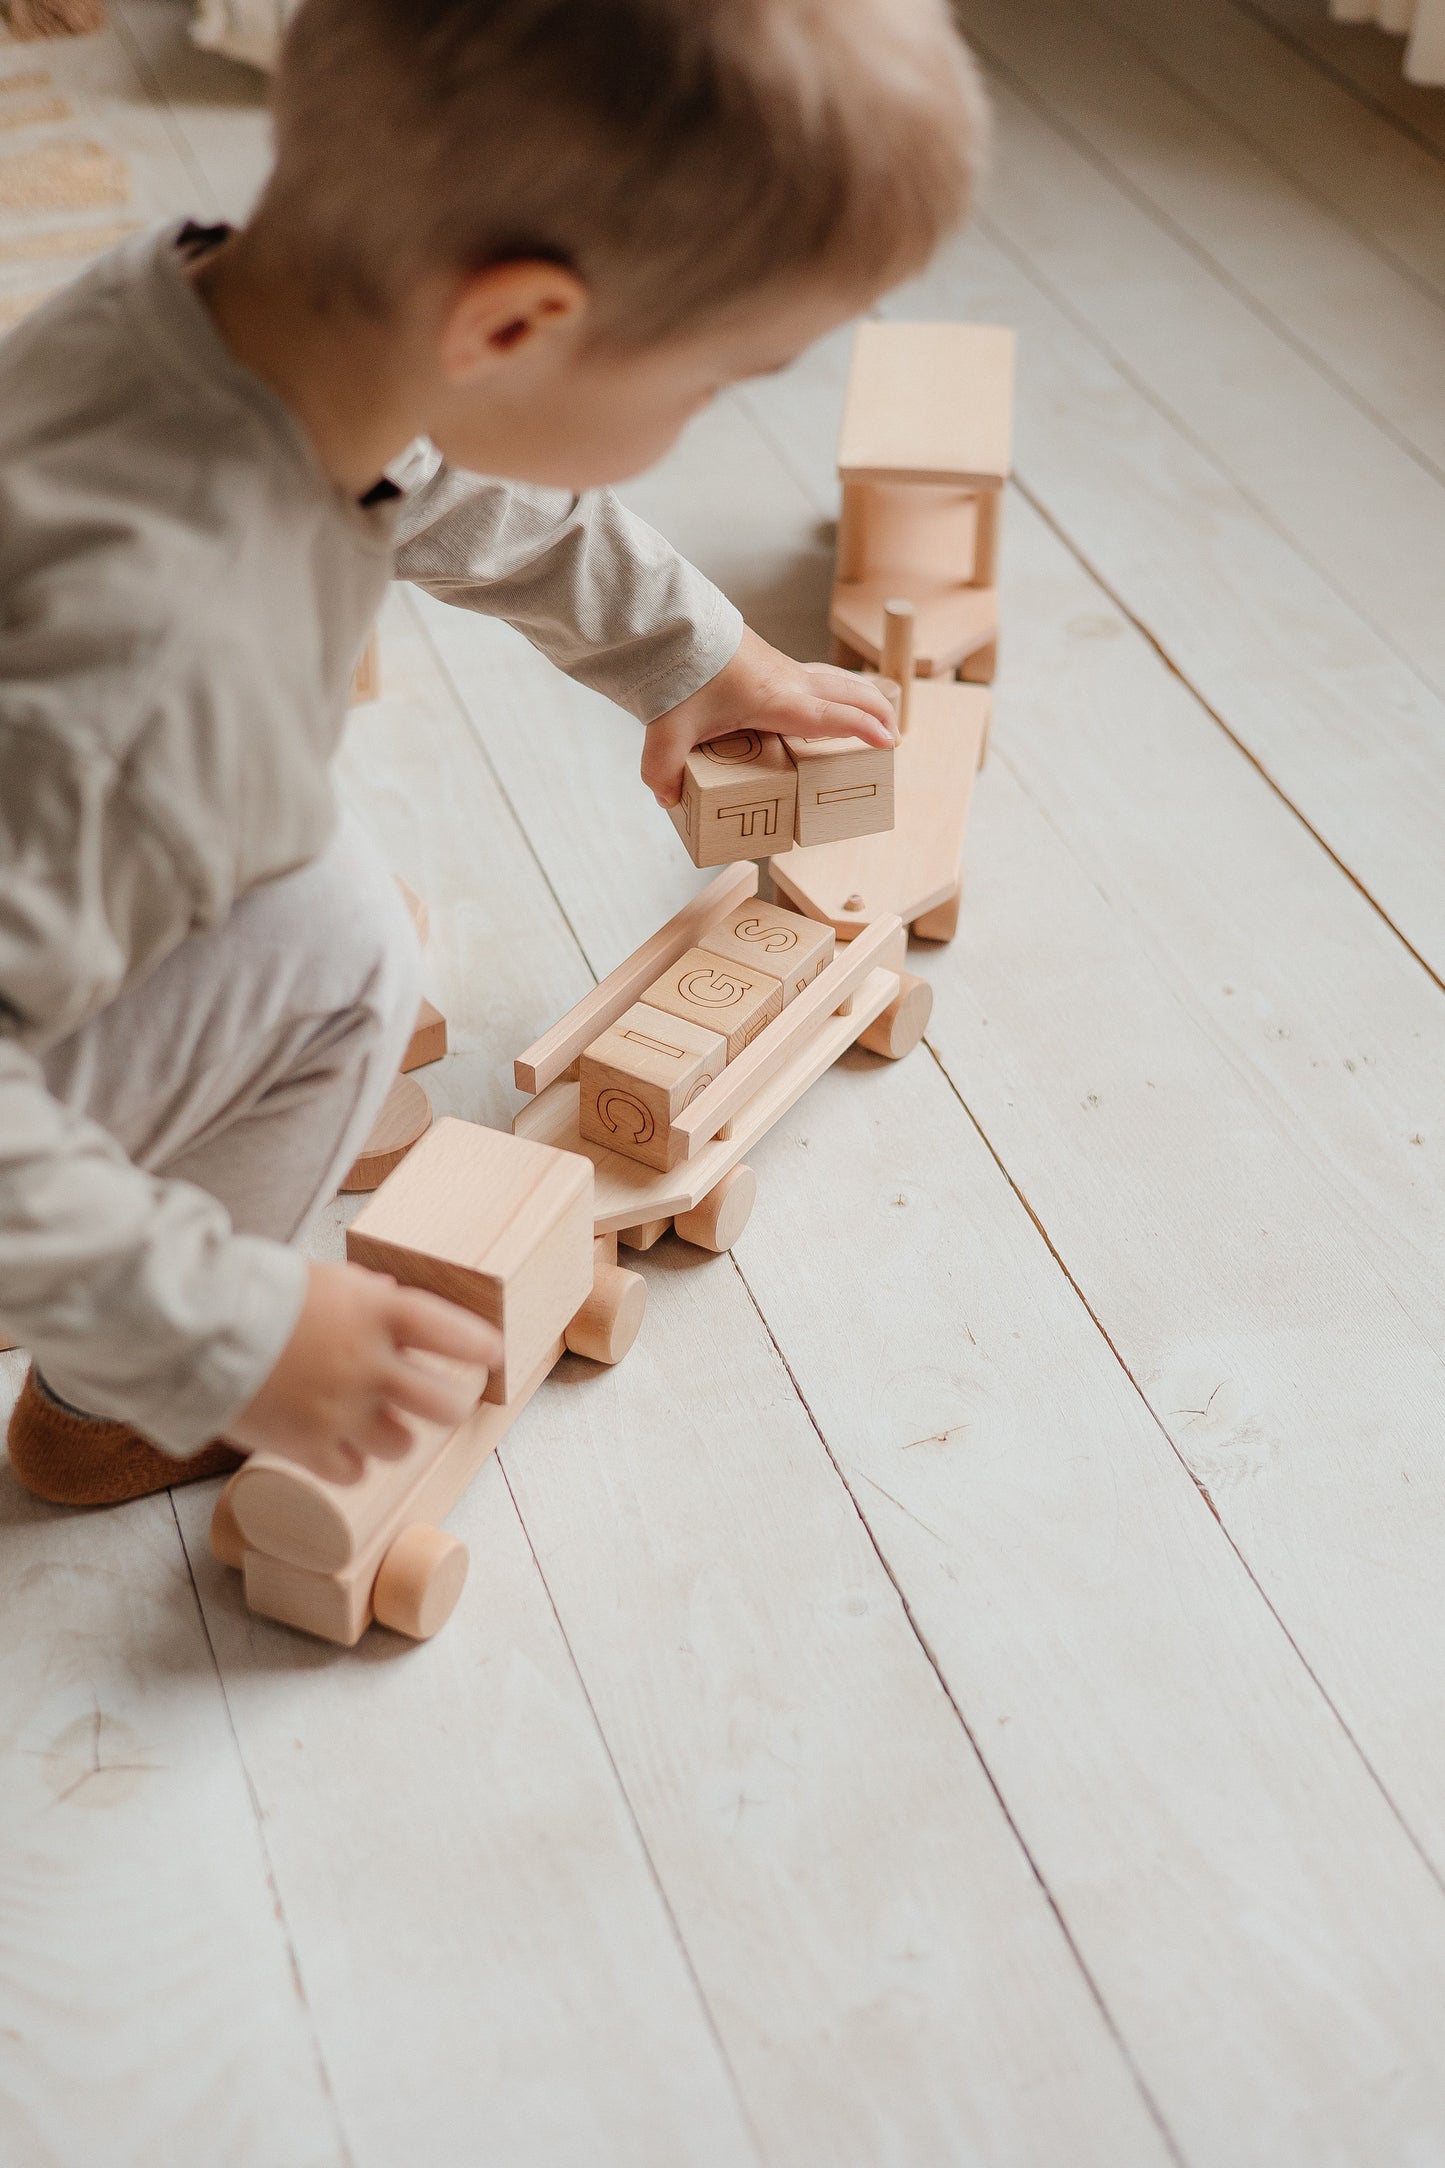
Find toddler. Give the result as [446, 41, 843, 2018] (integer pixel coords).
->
[0, 0, 984, 1505]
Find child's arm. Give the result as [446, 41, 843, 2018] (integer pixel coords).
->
[391, 471, 896, 800]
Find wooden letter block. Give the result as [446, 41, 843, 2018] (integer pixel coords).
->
[643, 946, 783, 1061]
[698, 900, 835, 1006]
[347, 1118, 594, 1406]
[670, 732, 798, 867]
[578, 1001, 727, 1171]
[785, 734, 895, 848]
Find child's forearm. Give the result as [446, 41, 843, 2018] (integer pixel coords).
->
[392, 468, 743, 721]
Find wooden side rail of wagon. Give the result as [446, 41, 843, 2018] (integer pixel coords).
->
[511, 865, 932, 1257]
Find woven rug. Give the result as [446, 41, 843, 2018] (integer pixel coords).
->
[0, 42, 137, 334]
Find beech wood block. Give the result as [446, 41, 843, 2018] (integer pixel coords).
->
[785, 734, 895, 849]
[697, 899, 834, 1006]
[617, 1216, 671, 1251]
[9, 0, 106, 34]
[837, 321, 1016, 488]
[672, 913, 904, 1158]
[771, 680, 989, 941]
[578, 1000, 726, 1172]
[348, 1117, 594, 1405]
[339, 1071, 432, 1192]
[643, 945, 783, 1063]
[670, 731, 797, 867]
[401, 996, 448, 1073]
[911, 879, 962, 943]
[514, 863, 756, 1095]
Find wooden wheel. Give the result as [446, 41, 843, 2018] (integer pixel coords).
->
[858, 971, 933, 1061]
[911, 879, 962, 944]
[565, 1262, 647, 1365]
[210, 1479, 246, 1571]
[960, 638, 997, 685]
[674, 1164, 756, 1253]
[339, 1073, 432, 1193]
[372, 1525, 469, 1640]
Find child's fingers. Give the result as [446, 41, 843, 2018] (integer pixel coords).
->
[388, 1287, 503, 1370]
[639, 720, 688, 807]
[791, 694, 898, 748]
[382, 1353, 485, 1432]
[346, 1404, 416, 1461]
[302, 1436, 368, 1486]
[804, 664, 899, 731]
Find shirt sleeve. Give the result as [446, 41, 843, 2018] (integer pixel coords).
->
[0, 725, 305, 1453]
[391, 466, 744, 722]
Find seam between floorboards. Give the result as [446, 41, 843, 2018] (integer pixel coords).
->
[1069, 0, 1445, 313]
[918, 1037, 1445, 1916]
[970, 196, 1445, 711]
[728, 1258, 1187, 2168]
[1006, 468, 1445, 1010]
[492, 1448, 770, 2168]
[167, 1495, 358, 2168]
[1222, 0, 1445, 166]
[971, 2, 1445, 489]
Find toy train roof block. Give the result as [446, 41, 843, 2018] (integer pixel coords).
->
[837, 322, 1016, 489]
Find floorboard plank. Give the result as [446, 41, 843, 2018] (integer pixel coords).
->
[876, 214, 1445, 992]
[1082, 0, 1445, 303]
[0, 1480, 346, 2166]
[965, 0, 1445, 479]
[953, 29, 1445, 708]
[1237, 0, 1445, 154]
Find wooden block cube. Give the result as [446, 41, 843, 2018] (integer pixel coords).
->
[670, 731, 798, 867]
[697, 900, 835, 1006]
[785, 734, 895, 848]
[578, 1001, 727, 1171]
[643, 946, 783, 1061]
[347, 1117, 594, 1406]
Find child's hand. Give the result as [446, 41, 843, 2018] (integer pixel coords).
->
[641, 626, 900, 808]
[228, 1259, 502, 1485]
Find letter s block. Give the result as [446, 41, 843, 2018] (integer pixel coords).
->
[642, 946, 784, 1061]
[669, 731, 799, 867]
[784, 734, 895, 847]
[578, 1002, 728, 1171]
[698, 900, 835, 1006]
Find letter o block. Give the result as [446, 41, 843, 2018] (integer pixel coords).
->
[670, 732, 799, 867]
[643, 946, 784, 1061]
[578, 1001, 727, 1171]
[698, 900, 835, 1006]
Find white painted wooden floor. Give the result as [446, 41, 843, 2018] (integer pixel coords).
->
[4, 1, 1445, 2161]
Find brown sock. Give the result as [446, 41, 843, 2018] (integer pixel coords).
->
[6, 1370, 242, 1507]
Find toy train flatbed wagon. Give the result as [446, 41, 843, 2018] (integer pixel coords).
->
[510, 862, 932, 1256]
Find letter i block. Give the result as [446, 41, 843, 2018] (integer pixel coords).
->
[784, 734, 895, 847]
[643, 946, 784, 1061]
[698, 900, 835, 1005]
[670, 731, 799, 867]
[347, 1118, 594, 1406]
[578, 1002, 727, 1171]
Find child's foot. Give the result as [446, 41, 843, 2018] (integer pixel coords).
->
[5, 1370, 242, 1506]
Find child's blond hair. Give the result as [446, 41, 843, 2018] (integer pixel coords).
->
[266, 0, 988, 340]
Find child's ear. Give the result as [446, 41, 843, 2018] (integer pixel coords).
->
[438, 261, 589, 380]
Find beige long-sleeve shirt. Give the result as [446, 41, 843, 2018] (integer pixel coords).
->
[0, 224, 742, 1450]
